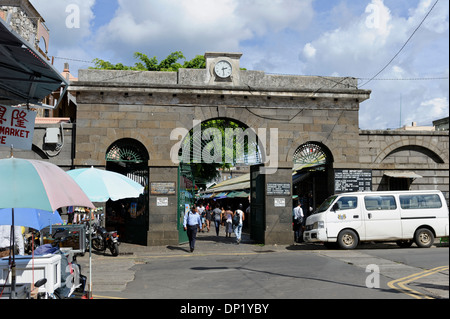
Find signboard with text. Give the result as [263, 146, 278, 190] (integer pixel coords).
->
[334, 169, 372, 193]
[0, 105, 36, 150]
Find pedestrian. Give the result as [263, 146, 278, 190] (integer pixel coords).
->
[0, 225, 25, 257]
[205, 203, 212, 232]
[233, 204, 245, 244]
[224, 206, 233, 238]
[212, 204, 222, 236]
[197, 203, 206, 232]
[293, 201, 304, 243]
[183, 206, 202, 252]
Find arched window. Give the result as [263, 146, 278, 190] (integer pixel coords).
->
[293, 142, 330, 168]
[106, 138, 149, 163]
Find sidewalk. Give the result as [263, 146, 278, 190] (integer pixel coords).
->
[101, 229, 291, 257]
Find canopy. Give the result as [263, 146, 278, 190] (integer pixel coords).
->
[0, 19, 67, 106]
[384, 171, 422, 179]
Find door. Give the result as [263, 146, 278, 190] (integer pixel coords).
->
[250, 164, 265, 244]
[326, 195, 364, 239]
[363, 195, 402, 240]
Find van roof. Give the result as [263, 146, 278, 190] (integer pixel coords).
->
[335, 190, 443, 196]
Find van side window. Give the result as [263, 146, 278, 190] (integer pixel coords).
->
[399, 194, 442, 209]
[364, 196, 397, 210]
[336, 197, 358, 210]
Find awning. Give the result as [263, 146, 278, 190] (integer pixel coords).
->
[213, 192, 228, 199]
[0, 19, 68, 106]
[384, 171, 422, 179]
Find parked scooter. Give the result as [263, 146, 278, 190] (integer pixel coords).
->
[91, 225, 120, 256]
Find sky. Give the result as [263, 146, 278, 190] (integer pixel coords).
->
[30, 0, 449, 130]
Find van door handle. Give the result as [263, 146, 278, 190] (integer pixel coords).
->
[353, 215, 359, 218]
[368, 213, 372, 219]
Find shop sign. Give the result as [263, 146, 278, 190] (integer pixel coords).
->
[274, 198, 286, 207]
[0, 105, 36, 150]
[267, 183, 291, 196]
[157, 197, 169, 206]
[151, 182, 176, 195]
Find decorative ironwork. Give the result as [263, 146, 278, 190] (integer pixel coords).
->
[293, 142, 327, 166]
[106, 139, 148, 163]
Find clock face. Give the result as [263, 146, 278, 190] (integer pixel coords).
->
[214, 60, 232, 78]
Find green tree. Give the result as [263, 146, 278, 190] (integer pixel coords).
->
[91, 51, 205, 71]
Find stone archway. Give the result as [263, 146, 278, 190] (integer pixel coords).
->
[292, 141, 334, 212]
[105, 138, 149, 245]
[175, 117, 266, 243]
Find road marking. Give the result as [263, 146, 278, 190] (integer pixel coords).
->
[387, 265, 449, 299]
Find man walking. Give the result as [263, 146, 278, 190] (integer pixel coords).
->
[183, 205, 202, 252]
[233, 204, 245, 244]
[212, 204, 222, 236]
[293, 201, 304, 243]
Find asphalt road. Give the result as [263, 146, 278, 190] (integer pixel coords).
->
[78, 232, 449, 301]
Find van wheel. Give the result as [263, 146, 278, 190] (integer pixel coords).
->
[414, 228, 434, 248]
[337, 230, 358, 249]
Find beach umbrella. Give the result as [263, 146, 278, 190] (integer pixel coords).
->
[66, 167, 144, 202]
[67, 166, 144, 298]
[0, 208, 63, 231]
[0, 157, 95, 211]
[0, 157, 94, 298]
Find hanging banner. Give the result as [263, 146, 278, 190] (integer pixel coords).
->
[0, 105, 36, 150]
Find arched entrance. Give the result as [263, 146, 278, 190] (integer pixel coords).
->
[105, 138, 149, 245]
[176, 118, 264, 243]
[292, 142, 334, 216]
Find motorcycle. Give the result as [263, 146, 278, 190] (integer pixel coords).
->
[91, 225, 120, 256]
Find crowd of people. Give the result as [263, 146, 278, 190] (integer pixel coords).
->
[183, 202, 246, 252]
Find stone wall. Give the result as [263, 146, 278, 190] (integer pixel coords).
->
[69, 63, 448, 246]
[359, 130, 449, 204]
[71, 66, 369, 245]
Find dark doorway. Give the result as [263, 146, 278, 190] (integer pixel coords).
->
[105, 138, 149, 245]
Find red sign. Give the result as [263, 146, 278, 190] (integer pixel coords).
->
[0, 105, 36, 150]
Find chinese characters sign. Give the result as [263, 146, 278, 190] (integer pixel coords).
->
[0, 105, 36, 150]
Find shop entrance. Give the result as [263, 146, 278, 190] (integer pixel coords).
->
[292, 142, 334, 216]
[176, 118, 264, 244]
[105, 138, 149, 245]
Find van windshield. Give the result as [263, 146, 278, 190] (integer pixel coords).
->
[314, 195, 338, 214]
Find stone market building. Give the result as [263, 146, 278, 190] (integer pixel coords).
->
[65, 52, 448, 246]
[1, 1, 448, 247]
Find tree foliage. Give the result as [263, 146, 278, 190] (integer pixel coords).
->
[91, 51, 205, 71]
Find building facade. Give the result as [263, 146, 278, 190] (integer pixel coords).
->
[63, 52, 449, 246]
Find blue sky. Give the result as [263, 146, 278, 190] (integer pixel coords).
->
[30, 0, 448, 130]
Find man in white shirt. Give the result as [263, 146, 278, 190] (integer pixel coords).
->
[292, 202, 304, 243]
[233, 204, 245, 244]
[0, 225, 25, 257]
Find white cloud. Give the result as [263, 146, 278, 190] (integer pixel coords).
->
[303, 43, 316, 58]
[91, 0, 314, 65]
[299, 0, 449, 128]
[29, 0, 447, 129]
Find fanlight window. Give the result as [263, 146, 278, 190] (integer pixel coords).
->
[293, 143, 327, 166]
[106, 139, 148, 163]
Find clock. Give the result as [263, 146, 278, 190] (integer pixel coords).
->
[214, 60, 232, 78]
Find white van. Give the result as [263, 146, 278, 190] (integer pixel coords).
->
[303, 190, 449, 249]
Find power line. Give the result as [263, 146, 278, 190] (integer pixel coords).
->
[358, 76, 448, 81]
[359, 0, 440, 88]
